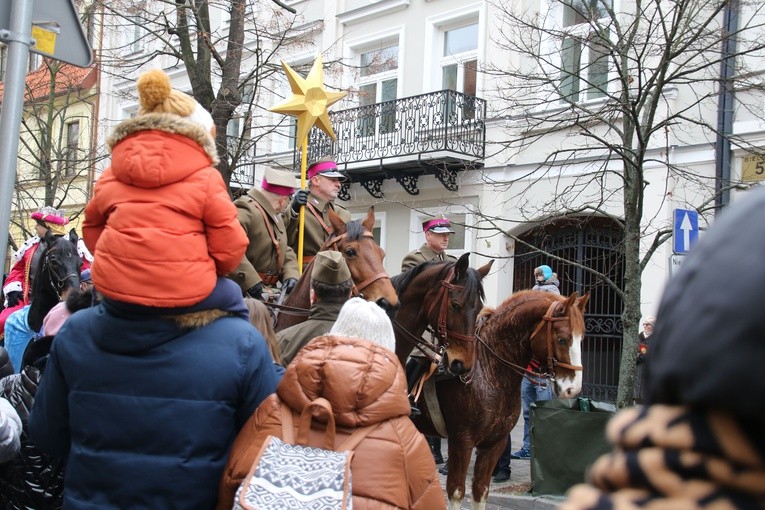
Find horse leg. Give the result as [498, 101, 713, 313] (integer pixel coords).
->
[445, 439, 472, 510]
[470, 443, 507, 510]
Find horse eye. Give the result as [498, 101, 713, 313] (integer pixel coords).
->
[451, 301, 461, 312]
[557, 338, 568, 346]
[345, 248, 356, 257]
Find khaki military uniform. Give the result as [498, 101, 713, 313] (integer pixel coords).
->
[401, 244, 457, 272]
[284, 193, 351, 267]
[276, 301, 344, 364]
[230, 188, 299, 292]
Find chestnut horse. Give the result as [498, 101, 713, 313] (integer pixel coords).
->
[391, 253, 493, 376]
[401, 289, 589, 509]
[274, 207, 398, 331]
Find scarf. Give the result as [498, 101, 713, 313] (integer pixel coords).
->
[562, 405, 765, 509]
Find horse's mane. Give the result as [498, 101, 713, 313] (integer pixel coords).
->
[343, 217, 364, 241]
[392, 260, 486, 301]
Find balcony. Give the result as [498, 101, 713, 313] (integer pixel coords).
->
[300, 89, 486, 198]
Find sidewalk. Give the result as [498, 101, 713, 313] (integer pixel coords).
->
[434, 419, 561, 509]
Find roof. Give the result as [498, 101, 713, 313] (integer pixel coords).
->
[0, 61, 98, 104]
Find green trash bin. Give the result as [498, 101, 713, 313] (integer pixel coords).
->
[530, 397, 616, 496]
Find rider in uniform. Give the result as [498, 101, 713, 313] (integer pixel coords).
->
[401, 215, 457, 466]
[283, 157, 351, 271]
[231, 168, 300, 301]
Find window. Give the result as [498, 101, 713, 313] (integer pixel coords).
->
[440, 22, 478, 121]
[559, 0, 610, 102]
[357, 43, 399, 136]
[64, 121, 80, 176]
[125, 14, 146, 54]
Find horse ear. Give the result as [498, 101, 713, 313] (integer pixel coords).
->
[477, 258, 494, 279]
[560, 292, 578, 315]
[68, 228, 79, 244]
[576, 292, 590, 312]
[455, 252, 470, 277]
[327, 207, 346, 234]
[361, 206, 375, 232]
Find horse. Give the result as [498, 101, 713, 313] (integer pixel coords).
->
[391, 253, 493, 376]
[274, 206, 399, 331]
[399, 288, 589, 510]
[3, 230, 82, 370]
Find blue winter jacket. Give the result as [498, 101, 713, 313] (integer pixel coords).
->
[28, 301, 281, 509]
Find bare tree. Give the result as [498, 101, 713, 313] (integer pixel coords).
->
[484, 0, 765, 407]
[95, 0, 309, 191]
[6, 59, 105, 247]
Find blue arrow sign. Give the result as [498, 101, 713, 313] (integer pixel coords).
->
[673, 208, 699, 254]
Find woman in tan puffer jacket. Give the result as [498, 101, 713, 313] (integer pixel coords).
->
[218, 298, 445, 509]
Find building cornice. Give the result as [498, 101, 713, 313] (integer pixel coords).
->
[337, 0, 410, 26]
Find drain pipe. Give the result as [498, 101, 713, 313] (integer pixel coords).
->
[714, 0, 739, 215]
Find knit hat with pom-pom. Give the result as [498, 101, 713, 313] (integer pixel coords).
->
[136, 69, 214, 133]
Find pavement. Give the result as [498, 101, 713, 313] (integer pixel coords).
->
[433, 419, 562, 509]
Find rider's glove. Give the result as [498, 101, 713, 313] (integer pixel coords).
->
[290, 189, 309, 214]
[5, 291, 22, 308]
[247, 283, 264, 301]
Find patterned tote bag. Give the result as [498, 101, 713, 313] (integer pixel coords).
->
[233, 397, 377, 510]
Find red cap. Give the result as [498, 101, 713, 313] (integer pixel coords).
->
[422, 217, 454, 234]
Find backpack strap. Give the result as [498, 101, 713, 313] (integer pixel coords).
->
[280, 400, 295, 444]
[336, 422, 380, 451]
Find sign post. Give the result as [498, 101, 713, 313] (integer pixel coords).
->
[0, 0, 93, 270]
[672, 208, 699, 255]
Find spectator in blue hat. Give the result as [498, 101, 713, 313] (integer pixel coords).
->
[533, 265, 560, 294]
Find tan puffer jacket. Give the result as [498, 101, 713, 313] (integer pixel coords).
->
[217, 335, 445, 510]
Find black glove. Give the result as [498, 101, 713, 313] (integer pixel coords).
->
[290, 189, 309, 213]
[5, 291, 22, 308]
[282, 278, 298, 295]
[247, 283, 264, 300]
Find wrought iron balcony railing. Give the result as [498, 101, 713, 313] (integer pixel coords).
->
[299, 89, 486, 197]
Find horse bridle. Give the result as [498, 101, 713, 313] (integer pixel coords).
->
[393, 266, 474, 364]
[475, 299, 582, 385]
[325, 230, 390, 298]
[43, 247, 79, 295]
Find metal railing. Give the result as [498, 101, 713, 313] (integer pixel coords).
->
[300, 89, 486, 166]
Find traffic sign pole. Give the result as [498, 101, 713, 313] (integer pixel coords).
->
[0, 0, 34, 271]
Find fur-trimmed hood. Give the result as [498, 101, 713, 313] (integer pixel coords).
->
[106, 113, 220, 187]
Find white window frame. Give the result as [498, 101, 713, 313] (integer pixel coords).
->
[423, 2, 485, 94]
[541, 0, 613, 104]
[408, 207, 474, 261]
[439, 21, 479, 94]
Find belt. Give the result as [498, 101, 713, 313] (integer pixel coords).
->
[258, 273, 280, 286]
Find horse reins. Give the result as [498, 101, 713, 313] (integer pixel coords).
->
[44, 248, 79, 296]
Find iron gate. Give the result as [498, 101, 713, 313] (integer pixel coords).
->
[513, 217, 624, 402]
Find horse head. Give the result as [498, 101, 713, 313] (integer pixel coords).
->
[28, 229, 83, 332]
[326, 206, 399, 314]
[529, 291, 590, 398]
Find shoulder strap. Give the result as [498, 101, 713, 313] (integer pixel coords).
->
[307, 202, 333, 236]
[336, 422, 380, 451]
[279, 400, 295, 444]
[251, 200, 283, 274]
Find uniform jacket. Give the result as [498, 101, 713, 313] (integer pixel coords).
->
[275, 301, 344, 364]
[401, 244, 457, 272]
[217, 335, 445, 510]
[231, 187, 299, 291]
[28, 301, 281, 510]
[284, 193, 351, 264]
[83, 113, 248, 307]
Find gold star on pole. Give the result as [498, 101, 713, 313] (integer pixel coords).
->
[270, 55, 347, 143]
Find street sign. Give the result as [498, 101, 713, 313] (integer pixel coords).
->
[0, 0, 92, 67]
[673, 208, 699, 254]
[669, 254, 685, 277]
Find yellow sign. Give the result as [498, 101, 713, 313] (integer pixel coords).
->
[31, 25, 58, 56]
[742, 154, 765, 182]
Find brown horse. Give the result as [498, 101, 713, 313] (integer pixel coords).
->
[402, 289, 589, 509]
[274, 207, 399, 331]
[391, 253, 493, 375]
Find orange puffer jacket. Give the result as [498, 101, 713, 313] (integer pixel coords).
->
[218, 335, 446, 510]
[84, 113, 248, 307]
